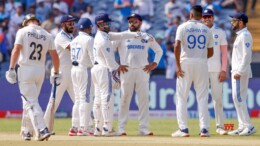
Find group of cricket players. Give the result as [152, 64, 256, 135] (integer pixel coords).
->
[5, 4, 256, 141]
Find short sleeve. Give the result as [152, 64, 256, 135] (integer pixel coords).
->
[175, 25, 183, 42]
[220, 30, 228, 46]
[14, 29, 23, 45]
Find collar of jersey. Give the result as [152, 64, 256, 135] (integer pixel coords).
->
[79, 31, 91, 36]
[98, 30, 110, 39]
[61, 30, 73, 40]
[236, 27, 248, 35]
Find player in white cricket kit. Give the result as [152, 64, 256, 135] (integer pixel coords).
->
[113, 13, 162, 136]
[228, 13, 256, 136]
[44, 15, 78, 136]
[91, 13, 147, 136]
[171, 5, 214, 137]
[5, 14, 61, 141]
[202, 9, 228, 135]
[70, 18, 94, 136]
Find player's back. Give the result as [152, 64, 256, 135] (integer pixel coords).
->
[176, 20, 213, 63]
[17, 24, 54, 67]
[70, 32, 94, 68]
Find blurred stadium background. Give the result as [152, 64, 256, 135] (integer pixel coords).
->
[0, 0, 260, 125]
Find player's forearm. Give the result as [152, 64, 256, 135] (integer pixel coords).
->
[220, 45, 227, 72]
[9, 45, 21, 68]
[109, 32, 137, 41]
[49, 50, 60, 73]
[174, 43, 181, 70]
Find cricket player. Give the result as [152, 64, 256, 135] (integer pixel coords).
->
[171, 5, 214, 137]
[113, 13, 163, 136]
[44, 15, 78, 136]
[70, 18, 94, 136]
[202, 9, 228, 135]
[5, 14, 61, 141]
[91, 13, 147, 136]
[228, 13, 256, 136]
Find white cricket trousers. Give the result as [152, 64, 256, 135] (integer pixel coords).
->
[118, 68, 150, 132]
[71, 66, 93, 130]
[91, 65, 114, 131]
[18, 66, 46, 137]
[209, 72, 225, 128]
[176, 61, 210, 130]
[231, 72, 253, 129]
[44, 66, 76, 129]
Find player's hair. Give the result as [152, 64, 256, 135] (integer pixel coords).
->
[190, 5, 202, 19]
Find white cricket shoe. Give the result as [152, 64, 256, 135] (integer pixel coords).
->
[139, 129, 154, 136]
[37, 128, 51, 141]
[200, 128, 210, 137]
[21, 132, 32, 141]
[216, 128, 227, 135]
[171, 129, 189, 137]
[239, 127, 256, 136]
[228, 129, 243, 136]
[94, 127, 102, 136]
[102, 127, 116, 137]
[116, 130, 127, 136]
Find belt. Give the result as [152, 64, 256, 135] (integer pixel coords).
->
[72, 61, 79, 66]
[94, 61, 99, 65]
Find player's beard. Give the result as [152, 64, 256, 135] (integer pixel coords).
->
[103, 26, 110, 33]
[129, 24, 140, 32]
[64, 26, 74, 33]
[232, 23, 239, 31]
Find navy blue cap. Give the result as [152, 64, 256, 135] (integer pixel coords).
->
[202, 9, 214, 16]
[77, 18, 92, 30]
[60, 15, 77, 23]
[95, 13, 112, 24]
[230, 13, 248, 23]
[127, 13, 142, 21]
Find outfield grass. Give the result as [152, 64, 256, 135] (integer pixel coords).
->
[1, 118, 260, 137]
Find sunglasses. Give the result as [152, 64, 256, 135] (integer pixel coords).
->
[231, 19, 241, 23]
[128, 20, 139, 24]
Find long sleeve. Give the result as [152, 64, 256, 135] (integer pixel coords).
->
[109, 31, 138, 41]
[237, 34, 252, 75]
[100, 41, 119, 71]
[150, 39, 163, 64]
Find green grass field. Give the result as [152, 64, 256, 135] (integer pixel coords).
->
[0, 118, 260, 146]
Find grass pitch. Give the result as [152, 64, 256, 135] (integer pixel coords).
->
[0, 118, 260, 146]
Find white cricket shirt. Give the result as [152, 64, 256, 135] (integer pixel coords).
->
[70, 31, 94, 68]
[175, 20, 214, 63]
[15, 24, 55, 67]
[231, 27, 252, 77]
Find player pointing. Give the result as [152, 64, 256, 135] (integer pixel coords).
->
[5, 14, 61, 141]
[171, 5, 214, 137]
[202, 9, 228, 135]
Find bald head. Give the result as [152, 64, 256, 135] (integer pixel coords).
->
[190, 5, 202, 20]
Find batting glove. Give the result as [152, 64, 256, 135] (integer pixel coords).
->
[5, 68, 17, 84]
[50, 72, 62, 86]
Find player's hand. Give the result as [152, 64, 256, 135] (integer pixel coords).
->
[112, 71, 121, 89]
[117, 65, 128, 74]
[50, 72, 62, 86]
[143, 62, 157, 73]
[176, 67, 184, 78]
[5, 69, 17, 84]
[234, 74, 241, 80]
[218, 71, 226, 82]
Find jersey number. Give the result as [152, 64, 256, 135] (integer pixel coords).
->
[71, 48, 81, 60]
[187, 35, 206, 49]
[29, 42, 43, 60]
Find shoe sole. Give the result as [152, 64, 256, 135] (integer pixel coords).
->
[68, 133, 77, 136]
[139, 132, 154, 136]
[200, 134, 210, 137]
[38, 133, 51, 141]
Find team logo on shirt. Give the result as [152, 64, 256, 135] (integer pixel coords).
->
[215, 42, 218, 45]
[141, 39, 148, 43]
[214, 35, 218, 38]
[245, 42, 250, 48]
[127, 39, 131, 42]
[106, 48, 110, 52]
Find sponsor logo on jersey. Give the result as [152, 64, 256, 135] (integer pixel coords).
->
[106, 48, 110, 52]
[127, 45, 145, 50]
